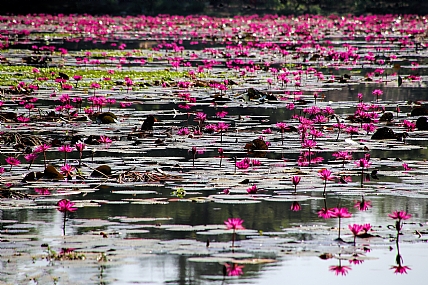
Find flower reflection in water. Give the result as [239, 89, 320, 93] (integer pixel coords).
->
[388, 210, 411, 274]
[329, 260, 352, 276]
[290, 201, 301, 211]
[223, 263, 244, 277]
[391, 237, 411, 274]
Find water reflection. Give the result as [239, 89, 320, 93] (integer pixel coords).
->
[392, 243, 411, 275]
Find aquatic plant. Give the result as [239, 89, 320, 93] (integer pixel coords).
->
[57, 199, 77, 236]
[224, 218, 244, 248]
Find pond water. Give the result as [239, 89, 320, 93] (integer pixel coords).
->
[1, 14, 428, 285]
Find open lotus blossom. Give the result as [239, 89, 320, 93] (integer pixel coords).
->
[98, 136, 112, 143]
[58, 199, 78, 213]
[236, 158, 250, 169]
[318, 208, 335, 219]
[58, 145, 73, 164]
[355, 158, 371, 187]
[276, 122, 288, 145]
[318, 168, 334, 196]
[177, 127, 190, 136]
[331, 207, 352, 240]
[34, 188, 50, 195]
[372, 89, 383, 102]
[60, 164, 75, 179]
[224, 218, 244, 248]
[388, 210, 411, 220]
[5, 156, 21, 171]
[389, 210, 411, 234]
[246, 184, 258, 194]
[362, 223, 372, 233]
[24, 153, 38, 170]
[33, 144, 51, 167]
[349, 224, 364, 245]
[332, 151, 353, 167]
[58, 199, 77, 236]
[216, 122, 230, 143]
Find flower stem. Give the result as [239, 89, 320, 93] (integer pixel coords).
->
[338, 217, 341, 239]
[63, 212, 67, 236]
[232, 229, 235, 248]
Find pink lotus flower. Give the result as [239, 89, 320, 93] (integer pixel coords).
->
[372, 89, 383, 102]
[224, 218, 245, 230]
[236, 158, 250, 169]
[24, 153, 38, 170]
[349, 224, 364, 236]
[194, 112, 207, 122]
[5, 156, 20, 166]
[318, 168, 334, 196]
[60, 164, 75, 178]
[349, 223, 364, 245]
[224, 263, 244, 276]
[57, 199, 78, 213]
[34, 144, 51, 167]
[331, 207, 352, 240]
[75, 143, 85, 152]
[5, 156, 20, 171]
[35, 188, 50, 195]
[355, 158, 371, 188]
[292, 175, 301, 193]
[177, 127, 190, 136]
[355, 158, 371, 168]
[318, 168, 334, 181]
[58, 145, 73, 153]
[98, 136, 112, 143]
[216, 110, 228, 118]
[388, 211, 411, 220]
[332, 151, 352, 167]
[331, 207, 352, 219]
[224, 217, 244, 248]
[246, 184, 258, 194]
[318, 208, 335, 219]
[362, 223, 371, 233]
[402, 163, 412, 171]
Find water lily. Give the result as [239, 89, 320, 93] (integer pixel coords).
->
[57, 199, 78, 236]
[318, 168, 334, 196]
[224, 218, 244, 248]
[348, 224, 364, 245]
[5, 156, 20, 171]
[331, 207, 352, 240]
[292, 176, 301, 193]
[246, 184, 258, 194]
